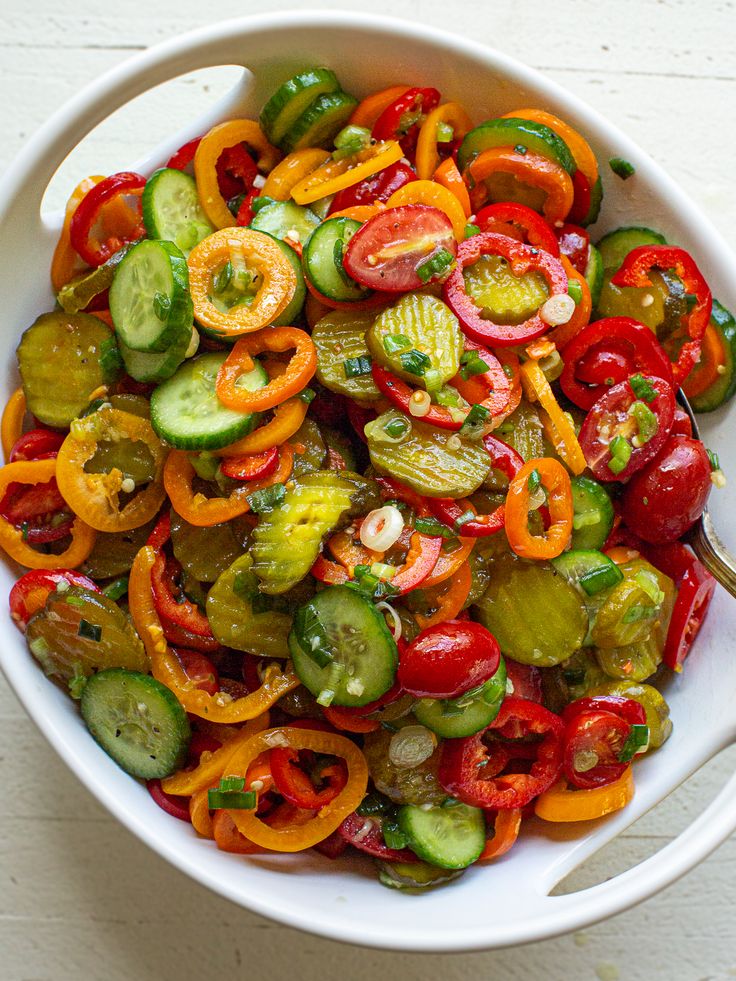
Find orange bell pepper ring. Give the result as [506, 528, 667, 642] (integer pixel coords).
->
[433, 158, 472, 218]
[261, 148, 330, 201]
[290, 140, 404, 205]
[421, 535, 475, 589]
[504, 108, 599, 184]
[478, 808, 523, 861]
[415, 562, 472, 630]
[505, 457, 573, 560]
[546, 255, 592, 350]
[535, 768, 635, 822]
[164, 444, 293, 526]
[0, 458, 96, 569]
[129, 546, 300, 723]
[55, 406, 168, 532]
[225, 727, 368, 851]
[194, 119, 281, 229]
[467, 148, 574, 226]
[1, 388, 26, 462]
[415, 102, 473, 180]
[349, 85, 412, 129]
[386, 179, 467, 241]
[520, 360, 587, 475]
[215, 326, 317, 413]
[188, 227, 296, 337]
[214, 397, 309, 457]
[50, 176, 104, 291]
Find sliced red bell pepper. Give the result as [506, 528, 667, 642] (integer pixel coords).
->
[611, 245, 713, 385]
[146, 779, 192, 822]
[439, 697, 565, 809]
[146, 510, 172, 551]
[9, 568, 100, 631]
[442, 232, 569, 346]
[560, 317, 675, 410]
[372, 364, 461, 431]
[0, 478, 73, 544]
[167, 137, 201, 171]
[389, 526, 443, 594]
[219, 446, 280, 481]
[216, 143, 259, 202]
[159, 611, 222, 653]
[475, 202, 560, 256]
[372, 86, 441, 153]
[9, 429, 65, 463]
[69, 171, 146, 267]
[270, 746, 349, 810]
[151, 552, 214, 638]
[556, 223, 590, 274]
[328, 161, 416, 214]
[346, 400, 376, 444]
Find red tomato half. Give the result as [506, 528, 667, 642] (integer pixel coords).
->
[9, 569, 100, 631]
[578, 375, 675, 482]
[563, 710, 632, 789]
[622, 435, 712, 543]
[343, 205, 456, 292]
[398, 620, 501, 699]
[9, 428, 65, 462]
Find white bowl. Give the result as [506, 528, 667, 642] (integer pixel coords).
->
[1, 10, 736, 953]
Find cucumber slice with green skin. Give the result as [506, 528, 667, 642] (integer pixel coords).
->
[265, 233, 306, 327]
[302, 216, 370, 302]
[150, 351, 267, 450]
[250, 201, 320, 248]
[689, 299, 736, 412]
[142, 168, 214, 256]
[118, 327, 191, 384]
[397, 801, 486, 870]
[260, 68, 341, 145]
[413, 657, 507, 739]
[570, 475, 614, 550]
[584, 244, 604, 307]
[280, 90, 359, 155]
[457, 118, 577, 175]
[288, 584, 398, 707]
[80, 668, 190, 779]
[596, 226, 666, 272]
[110, 239, 193, 353]
[581, 175, 603, 227]
[552, 549, 624, 597]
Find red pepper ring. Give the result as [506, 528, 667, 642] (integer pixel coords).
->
[390, 527, 443, 594]
[167, 137, 201, 171]
[69, 171, 147, 267]
[438, 697, 565, 810]
[475, 202, 560, 257]
[0, 477, 74, 544]
[151, 552, 215, 638]
[560, 317, 675, 411]
[270, 747, 349, 810]
[442, 232, 569, 347]
[372, 86, 441, 146]
[9, 429, 65, 463]
[611, 245, 713, 385]
[372, 364, 462, 431]
[219, 446, 280, 481]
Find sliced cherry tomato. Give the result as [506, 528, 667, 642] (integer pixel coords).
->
[475, 202, 560, 256]
[578, 375, 675, 483]
[343, 204, 456, 292]
[9, 429, 65, 463]
[146, 779, 191, 822]
[328, 161, 416, 214]
[173, 648, 220, 696]
[312, 829, 349, 858]
[560, 318, 674, 410]
[657, 550, 715, 671]
[621, 435, 712, 543]
[672, 406, 693, 437]
[438, 697, 565, 809]
[219, 446, 280, 481]
[372, 86, 441, 152]
[0, 477, 73, 544]
[556, 223, 590, 274]
[398, 620, 501, 699]
[563, 709, 632, 789]
[563, 695, 646, 728]
[9, 568, 100, 631]
[270, 747, 349, 809]
[339, 811, 419, 862]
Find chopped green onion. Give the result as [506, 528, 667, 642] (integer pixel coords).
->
[514, 144, 527, 155]
[414, 516, 453, 538]
[464, 222, 481, 238]
[218, 776, 246, 793]
[435, 121, 454, 143]
[635, 569, 665, 605]
[567, 280, 583, 305]
[424, 368, 443, 394]
[343, 355, 373, 378]
[460, 403, 490, 438]
[572, 509, 602, 531]
[434, 385, 462, 408]
[527, 468, 542, 494]
[383, 417, 410, 439]
[20, 521, 30, 541]
[316, 662, 346, 707]
[459, 349, 489, 380]
[65, 594, 85, 608]
[453, 509, 475, 531]
[68, 663, 87, 700]
[579, 562, 624, 596]
[246, 483, 286, 513]
[383, 333, 411, 354]
[207, 789, 257, 810]
[213, 261, 233, 294]
[415, 247, 455, 284]
[628, 400, 658, 447]
[357, 793, 391, 817]
[608, 435, 632, 475]
[609, 157, 636, 180]
[251, 195, 276, 214]
[333, 125, 372, 159]
[102, 577, 129, 602]
[370, 562, 397, 581]
[383, 819, 409, 851]
[293, 602, 334, 668]
[441, 536, 461, 553]
[707, 448, 720, 472]
[618, 724, 650, 762]
[333, 237, 355, 287]
[78, 619, 101, 642]
[399, 349, 432, 376]
[298, 387, 316, 403]
[629, 374, 657, 403]
[153, 291, 171, 321]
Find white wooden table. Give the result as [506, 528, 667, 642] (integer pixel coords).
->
[2, 2, 736, 977]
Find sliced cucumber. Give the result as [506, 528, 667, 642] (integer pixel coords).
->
[414, 657, 507, 738]
[302, 216, 370, 302]
[377, 860, 463, 891]
[552, 549, 624, 597]
[288, 584, 398, 707]
[397, 801, 486, 870]
[265, 234, 306, 327]
[260, 68, 341, 145]
[570, 474, 614, 550]
[458, 118, 577, 174]
[582, 175, 603, 227]
[150, 351, 267, 450]
[596, 226, 666, 272]
[250, 200, 320, 248]
[80, 668, 190, 779]
[110, 239, 193, 353]
[142, 168, 214, 256]
[281, 90, 358, 155]
[118, 327, 191, 384]
[689, 299, 736, 413]
[584, 244, 604, 307]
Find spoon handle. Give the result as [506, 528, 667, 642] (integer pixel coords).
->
[688, 510, 736, 598]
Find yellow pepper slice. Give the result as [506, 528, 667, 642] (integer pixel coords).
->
[535, 768, 635, 822]
[1, 388, 26, 462]
[56, 406, 167, 532]
[194, 120, 281, 229]
[520, 360, 587, 475]
[226, 727, 369, 851]
[214, 397, 309, 457]
[187, 227, 296, 336]
[129, 546, 300, 722]
[415, 102, 473, 180]
[0, 458, 96, 569]
[386, 179, 467, 241]
[290, 140, 404, 205]
[261, 148, 330, 201]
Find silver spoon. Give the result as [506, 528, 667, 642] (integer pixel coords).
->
[677, 391, 736, 596]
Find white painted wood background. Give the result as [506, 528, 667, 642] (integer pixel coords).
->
[2, 1, 736, 977]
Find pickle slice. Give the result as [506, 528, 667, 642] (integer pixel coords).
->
[170, 510, 246, 583]
[81, 519, 156, 579]
[463, 254, 548, 324]
[290, 418, 327, 477]
[312, 308, 381, 404]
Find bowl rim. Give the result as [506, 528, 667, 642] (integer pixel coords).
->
[2, 8, 736, 953]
